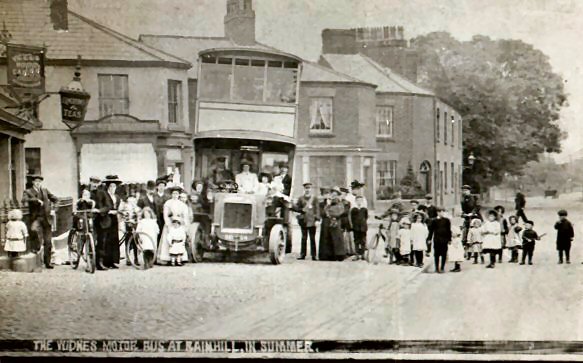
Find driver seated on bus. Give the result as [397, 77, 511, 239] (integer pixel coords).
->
[208, 156, 235, 189]
[235, 159, 259, 194]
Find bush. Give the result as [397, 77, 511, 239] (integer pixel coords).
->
[399, 162, 425, 199]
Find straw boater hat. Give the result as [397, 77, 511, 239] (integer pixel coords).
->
[29, 174, 43, 181]
[103, 175, 122, 185]
[89, 176, 101, 183]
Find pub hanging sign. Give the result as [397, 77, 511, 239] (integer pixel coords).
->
[6, 43, 46, 98]
[59, 88, 90, 130]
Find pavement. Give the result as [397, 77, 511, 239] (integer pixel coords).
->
[1, 192, 583, 343]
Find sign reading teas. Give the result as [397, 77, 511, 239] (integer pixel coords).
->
[60, 90, 90, 128]
[6, 43, 45, 95]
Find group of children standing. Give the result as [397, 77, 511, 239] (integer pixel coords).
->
[360, 201, 577, 272]
[366, 207, 433, 267]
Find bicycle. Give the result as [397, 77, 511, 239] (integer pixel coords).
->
[67, 210, 97, 273]
[118, 212, 156, 269]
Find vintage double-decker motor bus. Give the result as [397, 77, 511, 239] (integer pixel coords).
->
[188, 48, 302, 265]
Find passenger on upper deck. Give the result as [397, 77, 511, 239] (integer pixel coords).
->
[236, 159, 259, 194]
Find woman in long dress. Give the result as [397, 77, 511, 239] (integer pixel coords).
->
[156, 186, 190, 264]
[327, 188, 347, 261]
[318, 189, 334, 261]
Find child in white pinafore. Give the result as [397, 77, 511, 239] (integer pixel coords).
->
[397, 217, 412, 265]
[468, 218, 484, 264]
[136, 207, 159, 269]
[411, 213, 429, 267]
[167, 217, 187, 266]
[448, 225, 465, 272]
[387, 212, 401, 264]
[506, 215, 522, 263]
[4, 209, 28, 267]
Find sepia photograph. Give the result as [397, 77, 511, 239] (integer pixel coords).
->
[0, 0, 582, 360]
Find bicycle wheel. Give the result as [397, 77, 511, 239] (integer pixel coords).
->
[84, 233, 96, 274]
[68, 230, 81, 269]
[126, 232, 154, 269]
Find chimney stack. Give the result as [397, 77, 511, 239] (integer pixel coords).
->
[224, 0, 255, 45]
[50, 0, 68, 31]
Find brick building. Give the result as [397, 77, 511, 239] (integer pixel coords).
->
[0, 0, 192, 198]
[319, 26, 463, 210]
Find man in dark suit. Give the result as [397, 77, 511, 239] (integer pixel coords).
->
[292, 182, 320, 260]
[95, 175, 122, 269]
[22, 175, 60, 269]
[138, 180, 158, 212]
[153, 178, 168, 247]
[423, 194, 438, 254]
[428, 207, 452, 273]
[275, 162, 293, 253]
[350, 195, 368, 260]
[278, 163, 292, 196]
[514, 189, 528, 223]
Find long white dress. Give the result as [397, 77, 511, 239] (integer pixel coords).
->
[157, 199, 190, 263]
[481, 221, 502, 252]
[136, 219, 159, 251]
[411, 222, 428, 252]
[398, 228, 412, 255]
[5, 220, 28, 252]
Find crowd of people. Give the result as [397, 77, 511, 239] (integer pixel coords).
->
[1, 168, 577, 273]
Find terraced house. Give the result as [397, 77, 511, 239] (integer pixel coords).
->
[141, 0, 462, 210]
[0, 0, 462, 212]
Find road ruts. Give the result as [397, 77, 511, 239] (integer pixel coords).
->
[178, 262, 423, 339]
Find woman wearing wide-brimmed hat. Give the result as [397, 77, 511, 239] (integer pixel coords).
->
[156, 185, 190, 265]
[95, 175, 123, 269]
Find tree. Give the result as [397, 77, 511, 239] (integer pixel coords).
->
[399, 162, 424, 198]
[411, 32, 567, 191]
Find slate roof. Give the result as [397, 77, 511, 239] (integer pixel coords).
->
[139, 35, 372, 85]
[0, 0, 190, 68]
[321, 53, 434, 96]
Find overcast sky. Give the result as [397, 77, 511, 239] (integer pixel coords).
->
[69, 0, 583, 160]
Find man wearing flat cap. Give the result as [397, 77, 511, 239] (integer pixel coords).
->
[209, 156, 234, 189]
[22, 175, 60, 269]
[291, 182, 320, 260]
[461, 185, 482, 245]
[88, 176, 102, 200]
[236, 159, 259, 194]
[275, 162, 292, 197]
